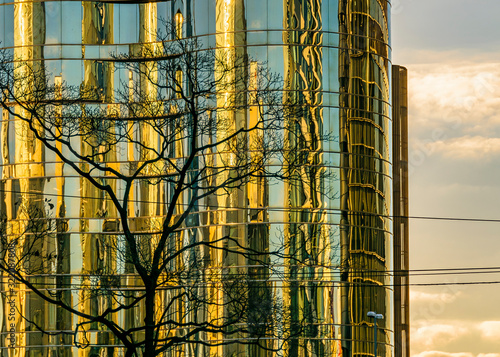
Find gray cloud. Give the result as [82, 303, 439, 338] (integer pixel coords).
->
[414, 352, 500, 357]
[392, 0, 500, 64]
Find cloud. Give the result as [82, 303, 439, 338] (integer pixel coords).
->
[412, 323, 468, 349]
[411, 319, 500, 356]
[410, 290, 460, 304]
[408, 63, 500, 134]
[394, 48, 500, 66]
[413, 352, 473, 357]
[478, 321, 500, 341]
[425, 136, 500, 160]
[392, 0, 500, 64]
[413, 352, 500, 357]
[407, 63, 500, 164]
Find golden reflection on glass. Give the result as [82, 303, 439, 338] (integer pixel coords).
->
[122, 2, 164, 349]
[283, 1, 337, 356]
[0, 109, 9, 209]
[175, 11, 184, 39]
[339, 1, 391, 356]
[79, 3, 117, 355]
[136, 0, 160, 243]
[82, 2, 114, 101]
[214, 0, 250, 355]
[53, 75, 73, 356]
[0, 106, 16, 354]
[7, 0, 47, 353]
[247, 61, 272, 356]
[214, 1, 275, 356]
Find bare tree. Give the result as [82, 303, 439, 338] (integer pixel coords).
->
[0, 29, 317, 356]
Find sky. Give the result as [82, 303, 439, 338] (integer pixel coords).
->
[391, 1, 500, 356]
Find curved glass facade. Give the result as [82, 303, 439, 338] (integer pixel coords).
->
[0, 0, 394, 356]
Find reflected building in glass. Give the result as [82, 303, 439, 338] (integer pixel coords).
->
[0, 0, 408, 356]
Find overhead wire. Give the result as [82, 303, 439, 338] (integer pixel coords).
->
[1, 187, 500, 224]
[3, 183, 500, 287]
[1, 265, 500, 288]
[0, 279, 500, 289]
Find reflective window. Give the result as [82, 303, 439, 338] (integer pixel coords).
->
[0, 5, 4, 45]
[45, 59, 62, 78]
[62, 1, 82, 44]
[62, 59, 82, 86]
[193, 1, 209, 35]
[46, 2, 62, 44]
[175, 68, 183, 98]
[267, 0, 283, 29]
[119, 3, 138, 44]
[3, 4, 14, 47]
[175, 11, 183, 39]
[61, 44, 81, 59]
[45, 45, 62, 59]
[246, 0, 267, 30]
[84, 45, 99, 59]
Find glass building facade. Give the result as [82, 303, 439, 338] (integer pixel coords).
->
[0, 0, 407, 356]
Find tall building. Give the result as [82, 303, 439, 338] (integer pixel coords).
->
[392, 65, 410, 357]
[0, 0, 408, 356]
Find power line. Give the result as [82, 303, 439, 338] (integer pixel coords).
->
[0, 268, 500, 288]
[0, 280, 499, 289]
[4, 265, 500, 276]
[395, 215, 500, 223]
[1, 187, 499, 224]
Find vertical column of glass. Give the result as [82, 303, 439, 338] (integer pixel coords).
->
[138, 2, 163, 348]
[214, 1, 249, 355]
[0, 108, 9, 351]
[247, 61, 272, 357]
[123, 5, 140, 346]
[0, 90, 11, 353]
[172, 4, 213, 355]
[53, 75, 72, 357]
[136, 1, 159, 242]
[188, 3, 220, 353]
[11, 0, 46, 354]
[0, 33, 13, 356]
[79, 2, 116, 355]
[282, 0, 338, 355]
[339, 0, 392, 356]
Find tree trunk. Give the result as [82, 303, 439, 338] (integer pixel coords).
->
[124, 347, 137, 357]
[144, 286, 156, 357]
